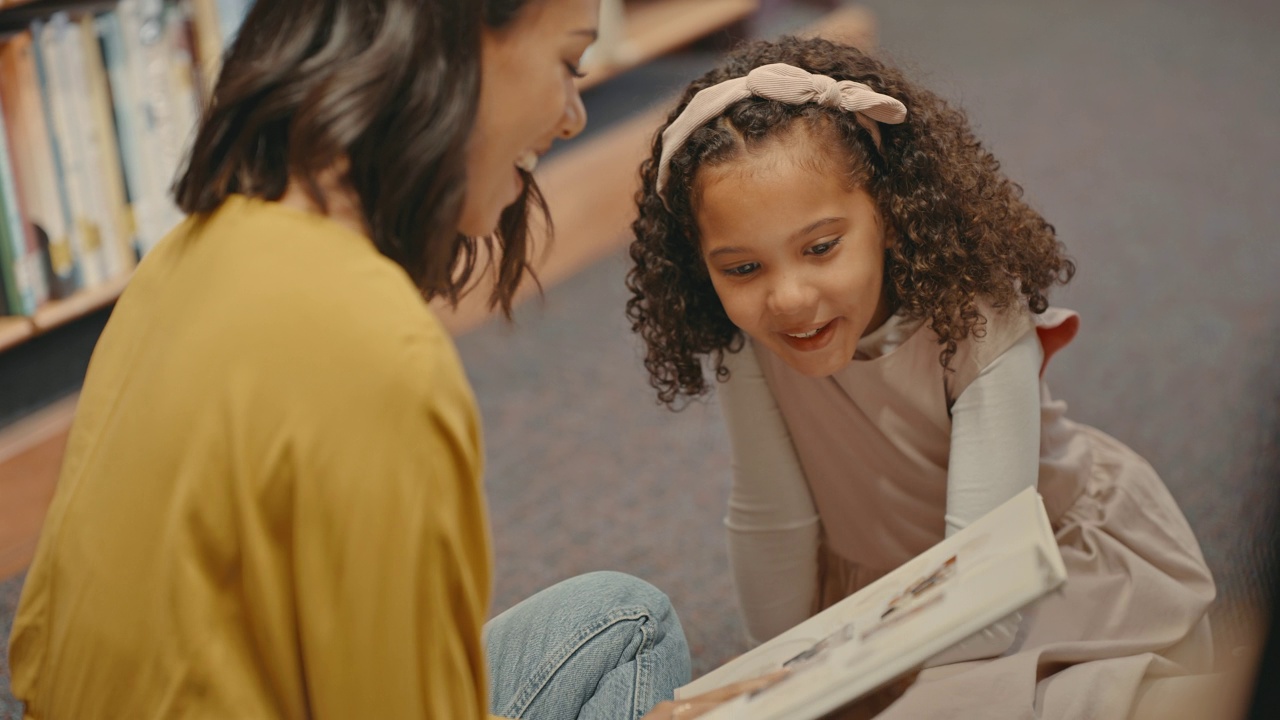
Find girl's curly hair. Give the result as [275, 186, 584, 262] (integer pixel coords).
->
[625, 36, 1075, 407]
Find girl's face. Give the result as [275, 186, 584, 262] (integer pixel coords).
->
[696, 138, 893, 378]
[462, 0, 599, 236]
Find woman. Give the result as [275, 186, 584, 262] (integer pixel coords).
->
[8, 1, 690, 718]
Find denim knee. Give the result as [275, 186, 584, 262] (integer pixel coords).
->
[569, 572, 679, 623]
[570, 571, 690, 676]
[572, 571, 669, 607]
[484, 570, 692, 719]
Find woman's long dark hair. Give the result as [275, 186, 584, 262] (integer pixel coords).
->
[174, 0, 546, 316]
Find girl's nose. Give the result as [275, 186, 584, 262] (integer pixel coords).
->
[766, 273, 818, 317]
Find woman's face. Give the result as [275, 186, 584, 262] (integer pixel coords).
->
[461, 0, 599, 237]
[696, 135, 893, 378]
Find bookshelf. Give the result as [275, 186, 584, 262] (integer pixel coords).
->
[0, 271, 130, 350]
[29, 270, 130, 331]
[0, 0, 230, 349]
[0, 313, 27, 351]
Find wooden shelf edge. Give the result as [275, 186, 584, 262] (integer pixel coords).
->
[578, 0, 760, 92]
[30, 271, 130, 334]
[0, 271, 129, 353]
[0, 315, 34, 351]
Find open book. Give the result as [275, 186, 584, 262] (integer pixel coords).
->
[677, 487, 1068, 719]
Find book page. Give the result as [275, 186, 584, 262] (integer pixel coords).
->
[677, 487, 1065, 719]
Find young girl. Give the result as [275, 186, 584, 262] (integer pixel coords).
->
[627, 36, 1215, 718]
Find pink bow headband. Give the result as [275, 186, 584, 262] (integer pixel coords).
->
[655, 63, 908, 197]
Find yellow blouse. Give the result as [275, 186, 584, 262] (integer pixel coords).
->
[9, 196, 495, 718]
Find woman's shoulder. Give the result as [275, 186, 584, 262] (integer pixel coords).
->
[170, 196, 463, 392]
[224, 198, 442, 335]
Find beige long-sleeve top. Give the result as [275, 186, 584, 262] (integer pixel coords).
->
[719, 311, 1047, 659]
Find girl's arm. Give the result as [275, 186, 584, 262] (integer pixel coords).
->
[720, 342, 822, 646]
[945, 328, 1044, 536]
[927, 328, 1044, 666]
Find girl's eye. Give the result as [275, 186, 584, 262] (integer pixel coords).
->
[723, 262, 760, 278]
[807, 238, 843, 256]
[564, 61, 586, 79]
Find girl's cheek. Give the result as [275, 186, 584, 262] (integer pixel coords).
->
[720, 297, 750, 326]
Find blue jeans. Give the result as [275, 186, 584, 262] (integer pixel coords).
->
[483, 571, 691, 720]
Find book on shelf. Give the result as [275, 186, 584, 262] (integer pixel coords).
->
[0, 89, 44, 315]
[32, 15, 100, 291]
[115, 0, 200, 256]
[677, 487, 1068, 720]
[97, 6, 158, 263]
[42, 11, 134, 286]
[0, 32, 76, 303]
[81, 12, 140, 275]
[0, 0, 240, 322]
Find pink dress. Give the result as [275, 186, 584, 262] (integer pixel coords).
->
[747, 305, 1215, 719]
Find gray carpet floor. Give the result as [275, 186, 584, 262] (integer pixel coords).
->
[4, 0, 1279, 716]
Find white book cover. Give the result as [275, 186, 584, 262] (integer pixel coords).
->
[678, 487, 1068, 720]
[57, 12, 128, 280]
[36, 13, 109, 288]
[116, 0, 188, 256]
[100, 5, 162, 258]
[80, 14, 139, 275]
[161, 2, 203, 156]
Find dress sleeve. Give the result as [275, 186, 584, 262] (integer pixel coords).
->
[719, 342, 821, 646]
[944, 328, 1044, 537]
[291, 331, 492, 719]
[928, 328, 1043, 666]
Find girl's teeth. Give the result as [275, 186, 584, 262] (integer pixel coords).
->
[787, 328, 820, 339]
[516, 151, 538, 173]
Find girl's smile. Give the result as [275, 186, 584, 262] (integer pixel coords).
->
[779, 318, 838, 351]
[695, 132, 892, 377]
